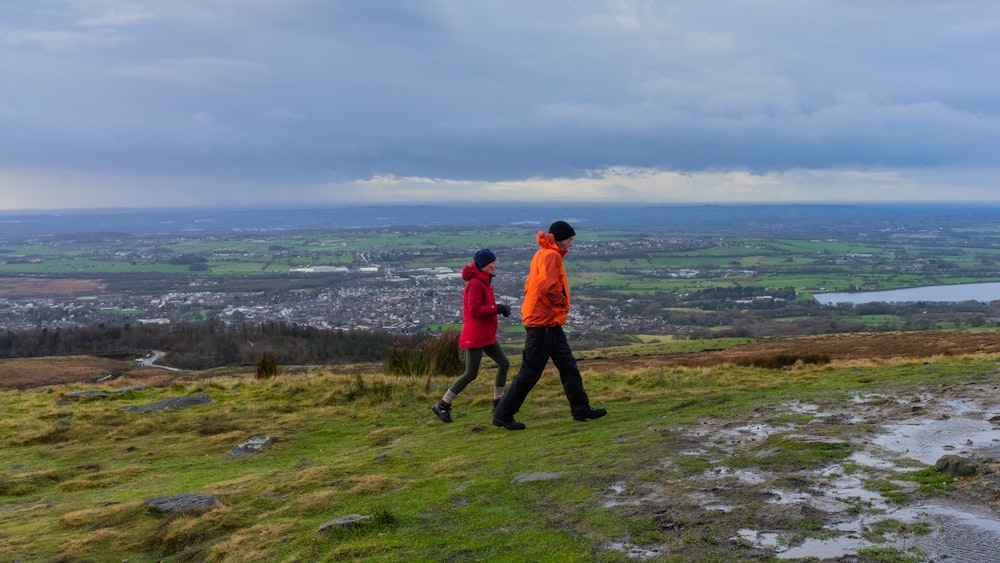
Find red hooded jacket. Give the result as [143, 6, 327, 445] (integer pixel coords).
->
[459, 263, 500, 349]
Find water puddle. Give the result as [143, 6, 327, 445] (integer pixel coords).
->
[763, 397, 1000, 560]
[613, 395, 1000, 560]
[873, 412, 1000, 465]
[735, 529, 781, 548]
[772, 503, 1000, 561]
[604, 541, 663, 560]
[700, 466, 767, 485]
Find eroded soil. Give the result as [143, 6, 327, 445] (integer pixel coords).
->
[600, 358, 1000, 562]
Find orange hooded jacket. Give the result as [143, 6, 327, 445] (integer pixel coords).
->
[520, 231, 570, 327]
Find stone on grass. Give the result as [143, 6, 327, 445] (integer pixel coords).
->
[936, 455, 985, 477]
[224, 436, 274, 459]
[511, 472, 563, 484]
[145, 493, 217, 513]
[64, 390, 110, 400]
[316, 514, 373, 533]
[123, 393, 214, 413]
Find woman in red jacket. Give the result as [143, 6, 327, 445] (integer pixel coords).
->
[431, 249, 511, 423]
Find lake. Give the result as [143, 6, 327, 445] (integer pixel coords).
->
[813, 282, 1000, 305]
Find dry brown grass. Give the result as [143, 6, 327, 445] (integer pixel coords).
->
[207, 522, 299, 562]
[4, 329, 1000, 393]
[576, 330, 1000, 374]
[0, 356, 134, 390]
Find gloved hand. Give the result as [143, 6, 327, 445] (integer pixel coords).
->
[497, 303, 511, 317]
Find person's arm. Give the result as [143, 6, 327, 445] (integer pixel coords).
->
[467, 279, 497, 319]
[538, 253, 567, 308]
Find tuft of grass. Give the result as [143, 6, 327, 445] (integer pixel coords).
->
[902, 466, 957, 494]
[855, 545, 927, 563]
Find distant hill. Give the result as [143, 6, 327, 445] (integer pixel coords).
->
[4, 202, 1000, 239]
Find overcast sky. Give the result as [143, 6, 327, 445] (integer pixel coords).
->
[2, 1, 999, 210]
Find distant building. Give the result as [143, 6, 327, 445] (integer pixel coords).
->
[289, 266, 350, 273]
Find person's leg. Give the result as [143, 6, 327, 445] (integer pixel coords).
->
[448, 348, 484, 397]
[432, 348, 483, 423]
[482, 342, 509, 406]
[493, 327, 550, 420]
[548, 326, 599, 416]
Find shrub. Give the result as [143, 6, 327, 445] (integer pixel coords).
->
[737, 352, 830, 369]
[255, 350, 281, 379]
[383, 331, 463, 379]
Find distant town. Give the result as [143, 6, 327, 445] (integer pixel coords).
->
[4, 204, 1000, 342]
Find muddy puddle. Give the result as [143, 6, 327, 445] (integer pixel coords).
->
[606, 389, 1000, 561]
[749, 394, 1000, 560]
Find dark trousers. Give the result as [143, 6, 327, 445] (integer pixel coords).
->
[494, 325, 590, 418]
[449, 342, 509, 394]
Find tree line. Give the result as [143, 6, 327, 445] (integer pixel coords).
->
[0, 321, 405, 370]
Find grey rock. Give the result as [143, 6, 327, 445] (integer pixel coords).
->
[316, 514, 373, 533]
[144, 493, 217, 513]
[110, 385, 149, 394]
[224, 436, 274, 459]
[972, 446, 1000, 465]
[123, 393, 214, 413]
[65, 390, 110, 399]
[936, 455, 986, 477]
[512, 472, 563, 484]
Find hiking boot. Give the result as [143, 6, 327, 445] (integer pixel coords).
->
[431, 400, 453, 423]
[491, 416, 526, 430]
[492, 398, 501, 413]
[572, 407, 607, 421]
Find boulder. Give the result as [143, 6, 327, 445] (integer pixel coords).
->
[935, 455, 985, 477]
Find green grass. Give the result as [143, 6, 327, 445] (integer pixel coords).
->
[1, 354, 996, 561]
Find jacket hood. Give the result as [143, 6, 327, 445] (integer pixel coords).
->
[536, 231, 567, 256]
[462, 262, 487, 281]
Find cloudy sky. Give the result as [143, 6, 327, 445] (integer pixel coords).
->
[2, 1, 999, 210]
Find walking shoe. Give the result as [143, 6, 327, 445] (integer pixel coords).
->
[572, 407, 607, 421]
[491, 416, 526, 430]
[431, 400, 453, 423]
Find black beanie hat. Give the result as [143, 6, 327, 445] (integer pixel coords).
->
[473, 248, 496, 268]
[548, 220, 576, 242]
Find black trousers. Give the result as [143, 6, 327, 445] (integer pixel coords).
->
[494, 325, 590, 418]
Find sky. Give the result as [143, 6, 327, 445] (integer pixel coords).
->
[2, 1, 999, 210]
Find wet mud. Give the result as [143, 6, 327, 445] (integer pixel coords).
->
[603, 377, 1000, 561]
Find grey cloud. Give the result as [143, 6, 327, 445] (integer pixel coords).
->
[1, 0, 999, 206]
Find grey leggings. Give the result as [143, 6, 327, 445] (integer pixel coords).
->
[449, 342, 510, 394]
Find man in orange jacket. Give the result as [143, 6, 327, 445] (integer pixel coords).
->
[492, 220, 607, 430]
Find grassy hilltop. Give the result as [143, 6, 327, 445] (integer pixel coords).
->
[2, 331, 999, 561]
